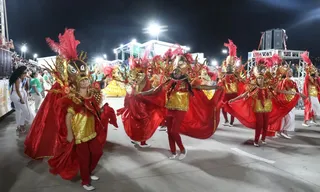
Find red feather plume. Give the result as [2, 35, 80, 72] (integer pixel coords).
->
[224, 39, 237, 57]
[265, 57, 273, 68]
[271, 54, 282, 65]
[45, 28, 80, 60]
[301, 51, 312, 66]
[253, 51, 265, 65]
[103, 65, 114, 78]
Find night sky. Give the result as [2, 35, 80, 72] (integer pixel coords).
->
[6, 0, 320, 61]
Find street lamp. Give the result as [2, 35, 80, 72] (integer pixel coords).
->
[33, 53, 38, 60]
[211, 60, 218, 66]
[143, 22, 168, 41]
[95, 57, 103, 63]
[21, 44, 27, 58]
[222, 49, 228, 54]
[131, 39, 137, 43]
[103, 54, 107, 59]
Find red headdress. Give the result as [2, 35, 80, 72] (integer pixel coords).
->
[172, 46, 194, 63]
[265, 57, 274, 68]
[301, 51, 317, 74]
[224, 39, 237, 57]
[272, 54, 282, 65]
[301, 51, 312, 66]
[103, 65, 114, 78]
[253, 51, 265, 65]
[163, 48, 173, 60]
[46, 29, 80, 60]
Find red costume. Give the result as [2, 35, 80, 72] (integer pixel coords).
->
[218, 40, 246, 125]
[301, 52, 319, 123]
[268, 65, 300, 133]
[117, 48, 224, 158]
[28, 29, 117, 190]
[224, 55, 299, 145]
[24, 82, 63, 159]
[117, 59, 166, 144]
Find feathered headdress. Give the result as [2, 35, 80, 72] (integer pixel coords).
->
[45, 28, 90, 90]
[46, 29, 80, 60]
[253, 51, 265, 65]
[224, 39, 238, 66]
[301, 51, 317, 75]
[272, 54, 282, 65]
[224, 39, 237, 57]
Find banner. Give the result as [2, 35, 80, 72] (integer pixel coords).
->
[0, 79, 12, 118]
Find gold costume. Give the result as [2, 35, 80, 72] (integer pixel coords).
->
[225, 82, 238, 94]
[285, 88, 297, 102]
[68, 107, 96, 144]
[308, 85, 318, 97]
[166, 91, 189, 111]
[104, 80, 126, 97]
[203, 90, 215, 100]
[254, 99, 272, 113]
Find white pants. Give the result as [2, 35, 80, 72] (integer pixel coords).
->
[10, 90, 34, 127]
[310, 96, 320, 116]
[281, 109, 295, 132]
[31, 93, 43, 112]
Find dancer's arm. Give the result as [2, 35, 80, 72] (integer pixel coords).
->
[139, 85, 162, 96]
[193, 85, 222, 90]
[66, 112, 74, 142]
[229, 92, 249, 103]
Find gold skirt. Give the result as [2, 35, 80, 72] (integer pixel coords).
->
[103, 80, 126, 97]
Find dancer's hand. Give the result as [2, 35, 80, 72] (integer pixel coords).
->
[67, 133, 74, 143]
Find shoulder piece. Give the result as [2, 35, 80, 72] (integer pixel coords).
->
[90, 88, 103, 105]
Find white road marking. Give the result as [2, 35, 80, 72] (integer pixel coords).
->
[231, 148, 276, 164]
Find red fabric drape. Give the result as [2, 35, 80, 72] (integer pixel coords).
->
[24, 83, 64, 159]
[224, 90, 299, 133]
[129, 86, 225, 139]
[117, 93, 167, 142]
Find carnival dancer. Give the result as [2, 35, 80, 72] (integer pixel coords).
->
[219, 40, 246, 126]
[137, 52, 223, 159]
[301, 51, 320, 127]
[225, 56, 299, 147]
[117, 57, 164, 148]
[25, 29, 117, 191]
[103, 65, 127, 97]
[9, 66, 35, 134]
[275, 66, 305, 138]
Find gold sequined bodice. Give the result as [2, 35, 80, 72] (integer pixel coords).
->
[309, 85, 318, 97]
[68, 107, 96, 144]
[225, 82, 238, 94]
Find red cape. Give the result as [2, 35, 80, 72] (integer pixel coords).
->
[24, 83, 64, 159]
[117, 93, 166, 142]
[48, 96, 117, 180]
[224, 89, 299, 134]
[135, 87, 225, 139]
[268, 78, 299, 134]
